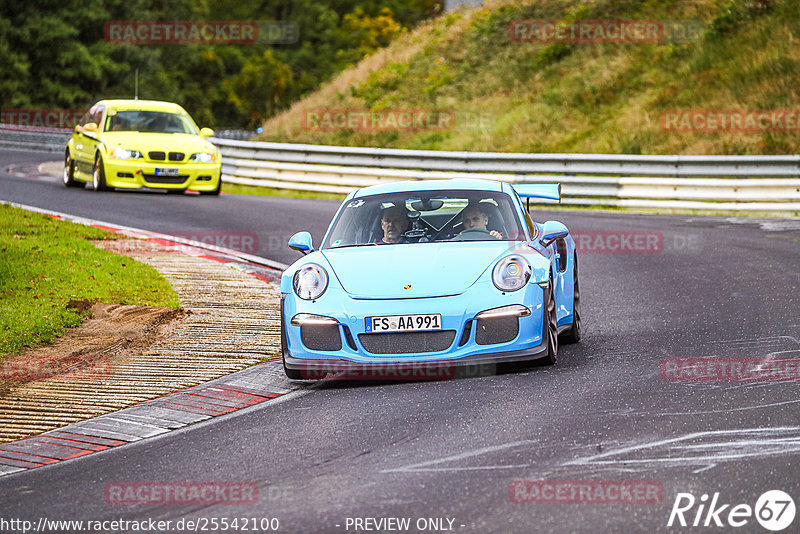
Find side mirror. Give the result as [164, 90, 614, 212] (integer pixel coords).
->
[199, 127, 215, 137]
[82, 122, 98, 133]
[539, 221, 569, 247]
[288, 231, 314, 255]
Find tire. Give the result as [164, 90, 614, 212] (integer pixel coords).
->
[541, 277, 558, 365]
[63, 151, 81, 188]
[199, 176, 222, 196]
[560, 253, 581, 344]
[92, 154, 109, 191]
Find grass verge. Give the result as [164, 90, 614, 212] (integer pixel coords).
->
[222, 182, 347, 200]
[0, 205, 180, 358]
[258, 0, 800, 155]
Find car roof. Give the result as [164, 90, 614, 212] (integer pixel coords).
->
[352, 178, 509, 198]
[95, 99, 188, 113]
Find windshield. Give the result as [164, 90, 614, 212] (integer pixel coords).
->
[322, 189, 526, 248]
[104, 110, 198, 134]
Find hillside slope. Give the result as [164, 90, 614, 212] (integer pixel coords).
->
[257, 0, 799, 155]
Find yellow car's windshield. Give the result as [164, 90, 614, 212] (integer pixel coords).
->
[105, 110, 198, 134]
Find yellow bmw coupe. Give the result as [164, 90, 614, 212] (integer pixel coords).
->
[64, 99, 222, 195]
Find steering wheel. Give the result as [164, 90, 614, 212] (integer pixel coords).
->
[451, 228, 493, 241]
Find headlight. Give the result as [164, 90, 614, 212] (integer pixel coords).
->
[110, 147, 142, 160]
[293, 264, 329, 300]
[190, 152, 217, 163]
[492, 255, 531, 292]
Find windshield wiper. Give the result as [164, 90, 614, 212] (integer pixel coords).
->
[326, 243, 379, 249]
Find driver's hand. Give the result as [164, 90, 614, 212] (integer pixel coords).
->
[490, 230, 502, 239]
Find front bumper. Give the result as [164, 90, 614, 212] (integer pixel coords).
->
[281, 282, 549, 372]
[102, 159, 221, 191]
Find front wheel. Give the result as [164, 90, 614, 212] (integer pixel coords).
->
[541, 278, 558, 365]
[199, 176, 222, 196]
[283, 357, 303, 380]
[560, 253, 581, 344]
[63, 151, 81, 188]
[92, 154, 109, 192]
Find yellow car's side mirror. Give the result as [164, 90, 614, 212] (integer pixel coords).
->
[199, 127, 215, 137]
[82, 122, 98, 133]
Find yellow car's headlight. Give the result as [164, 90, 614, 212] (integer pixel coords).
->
[190, 152, 217, 163]
[109, 147, 143, 160]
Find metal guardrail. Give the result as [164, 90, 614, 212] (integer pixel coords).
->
[0, 126, 254, 153]
[212, 138, 800, 212]
[0, 126, 70, 153]
[1, 128, 797, 212]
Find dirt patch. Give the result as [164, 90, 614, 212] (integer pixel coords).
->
[0, 303, 186, 397]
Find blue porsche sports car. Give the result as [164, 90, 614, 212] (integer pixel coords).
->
[280, 179, 580, 379]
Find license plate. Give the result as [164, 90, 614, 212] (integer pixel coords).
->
[365, 313, 441, 333]
[155, 168, 180, 176]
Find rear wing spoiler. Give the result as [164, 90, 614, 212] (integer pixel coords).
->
[512, 183, 561, 202]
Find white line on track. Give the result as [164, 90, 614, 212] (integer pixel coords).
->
[380, 440, 538, 473]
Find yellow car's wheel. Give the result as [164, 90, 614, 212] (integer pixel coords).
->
[63, 151, 82, 188]
[93, 154, 109, 192]
[199, 176, 222, 196]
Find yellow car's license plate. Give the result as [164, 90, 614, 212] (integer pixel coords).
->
[155, 168, 180, 176]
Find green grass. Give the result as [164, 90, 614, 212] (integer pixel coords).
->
[222, 182, 347, 200]
[0, 205, 180, 358]
[258, 0, 800, 155]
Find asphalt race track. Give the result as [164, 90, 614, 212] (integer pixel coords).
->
[2, 148, 800, 533]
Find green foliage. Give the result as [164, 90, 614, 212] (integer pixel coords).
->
[352, 62, 409, 107]
[337, 8, 405, 64]
[707, 0, 774, 38]
[0, 0, 439, 127]
[225, 51, 293, 127]
[258, 0, 800, 155]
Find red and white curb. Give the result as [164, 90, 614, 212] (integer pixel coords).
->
[0, 201, 299, 477]
[0, 363, 300, 476]
[0, 200, 288, 281]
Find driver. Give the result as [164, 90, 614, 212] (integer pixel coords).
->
[378, 205, 409, 244]
[459, 202, 502, 239]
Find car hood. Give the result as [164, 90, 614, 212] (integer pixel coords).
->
[100, 132, 216, 153]
[321, 242, 516, 299]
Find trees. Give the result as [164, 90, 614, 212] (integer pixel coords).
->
[0, 0, 438, 128]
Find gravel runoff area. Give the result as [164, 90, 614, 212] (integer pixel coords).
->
[0, 236, 286, 443]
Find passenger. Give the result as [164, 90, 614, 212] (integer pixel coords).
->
[458, 202, 502, 239]
[378, 205, 409, 244]
[108, 116, 129, 131]
[148, 114, 169, 132]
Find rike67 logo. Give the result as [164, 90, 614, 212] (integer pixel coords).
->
[668, 490, 795, 531]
